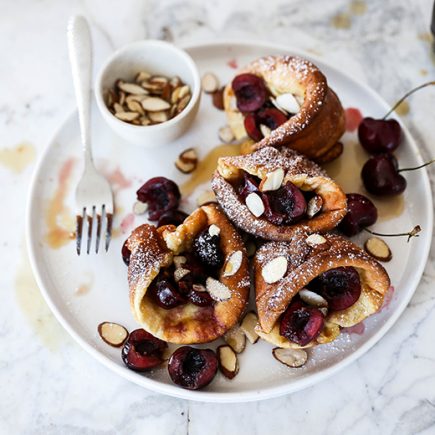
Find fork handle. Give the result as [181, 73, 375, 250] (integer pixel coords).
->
[67, 15, 93, 162]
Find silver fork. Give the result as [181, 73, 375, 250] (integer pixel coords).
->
[67, 16, 113, 255]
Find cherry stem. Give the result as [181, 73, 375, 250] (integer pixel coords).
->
[383, 81, 435, 120]
[398, 159, 435, 173]
[364, 225, 421, 243]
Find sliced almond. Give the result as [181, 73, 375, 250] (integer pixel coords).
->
[126, 99, 145, 115]
[208, 224, 221, 237]
[299, 289, 328, 308]
[175, 148, 198, 174]
[141, 97, 171, 112]
[262, 256, 288, 284]
[148, 111, 169, 123]
[104, 89, 116, 106]
[259, 168, 284, 192]
[170, 76, 181, 88]
[364, 237, 392, 262]
[245, 192, 265, 217]
[115, 111, 140, 122]
[307, 195, 323, 218]
[174, 268, 190, 282]
[150, 76, 169, 85]
[197, 190, 217, 206]
[223, 250, 243, 277]
[171, 86, 183, 103]
[173, 255, 187, 269]
[272, 347, 308, 368]
[98, 322, 128, 348]
[177, 94, 191, 113]
[224, 325, 246, 353]
[217, 345, 239, 379]
[319, 307, 328, 317]
[275, 93, 300, 114]
[140, 117, 151, 126]
[113, 103, 124, 114]
[305, 234, 328, 248]
[212, 87, 225, 110]
[218, 126, 235, 143]
[201, 72, 219, 93]
[259, 124, 271, 138]
[206, 277, 231, 302]
[135, 71, 151, 82]
[141, 81, 165, 93]
[178, 85, 190, 99]
[270, 97, 288, 115]
[240, 312, 259, 344]
[126, 94, 149, 104]
[169, 104, 178, 118]
[118, 82, 149, 95]
[118, 91, 126, 106]
[133, 200, 148, 215]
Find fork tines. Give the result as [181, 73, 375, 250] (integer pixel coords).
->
[76, 205, 112, 255]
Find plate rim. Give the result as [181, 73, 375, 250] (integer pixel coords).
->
[26, 40, 434, 403]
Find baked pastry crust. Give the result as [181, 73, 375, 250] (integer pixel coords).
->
[127, 204, 250, 344]
[253, 231, 390, 349]
[211, 146, 347, 241]
[224, 55, 345, 162]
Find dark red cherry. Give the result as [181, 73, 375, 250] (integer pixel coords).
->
[232, 73, 267, 112]
[267, 181, 307, 224]
[122, 239, 131, 266]
[192, 226, 224, 269]
[157, 209, 188, 227]
[361, 154, 406, 196]
[338, 193, 378, 236]
[358, 117, 402, 154]
[188, 287, 214, 307]
[238, 173, 261, 199]
[122, 329, 167, 372]
[244, 108, 288, 141]
[168, 346, 218, 390]
[280, 300, 325, 346]
[149, 279, 187, 309]
[314, 267, 361, 311]
[136, 177, 181, 221]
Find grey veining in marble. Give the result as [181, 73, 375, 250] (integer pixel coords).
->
[1, 0, 435, 434]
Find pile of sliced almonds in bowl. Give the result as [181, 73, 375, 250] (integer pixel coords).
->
[104, 71, 192, 126]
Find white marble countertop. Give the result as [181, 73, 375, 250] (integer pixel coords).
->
[2, 0, 435, 433]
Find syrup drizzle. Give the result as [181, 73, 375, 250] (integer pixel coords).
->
[0, 142, 36, 173]
[181, 143, 242, 196]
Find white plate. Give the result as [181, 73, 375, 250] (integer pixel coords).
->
[27, 41, 433, 403]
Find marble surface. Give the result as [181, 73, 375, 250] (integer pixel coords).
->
[2, 0, 435, 433]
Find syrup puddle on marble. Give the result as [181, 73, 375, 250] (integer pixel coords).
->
[323, 140, 404, 221]
[0, 142, 36, 173]
[15, 247, 66, 351]
[45, 158, 76, 248]
[181, 142, 241, 196]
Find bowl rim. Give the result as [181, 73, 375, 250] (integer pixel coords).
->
[95, 39, 201, 131]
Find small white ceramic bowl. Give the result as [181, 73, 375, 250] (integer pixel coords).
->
[95, 40, 201, 147]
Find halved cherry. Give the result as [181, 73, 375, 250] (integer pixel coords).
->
[312, 267, 362, 311]
[232, 73, 267, 112]
[168, 346, 218, 390]
[192, 227, 224, 269]
[122, 239, 131, 266]
[338, 193, 378, 236]
[149, 279, 187, 309]
[280, 300, 324, 346]
[188, 288, 214, 307]
[157, 209, 188, 227]
[244, 108, 288, 141]
[238, 173, 261, 199]
[267, 181, 307, 224]
[136, 177, 181, 221]
[121, 329, 167, 371]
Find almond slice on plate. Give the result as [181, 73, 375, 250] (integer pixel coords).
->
[224, 325, 246, 353]
[206, 277, 231, 302]
[218, 126, 235, 143]
[364, 237, 392, 262]
[175, 148, 198, 174]
[272, 347, 307, 368]
[201, 72, 220, 93]
[262, 256, 288, 284]
[217, 345, 239, 379]
[141, 97, 171, 112]
[307, 195, 323, 218]
[259, 168, 284, 192]
[299, 289, 328, 308]
[275, 93, 300, 114]
[240, 312, 259, 344]
[245, 192, 265, 217]
[98, 322, 128, 347]
[223, 250, 243, 277]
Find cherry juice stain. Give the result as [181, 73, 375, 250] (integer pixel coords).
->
[344, 107, 363, 132]
[0, 142, 36, 173]
[45, 158, 76, 249]
[342, 321, 365, 335]
[227, 59, 238, 69]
